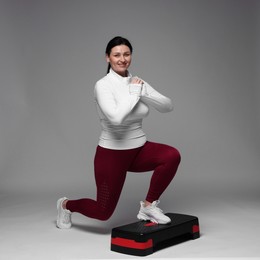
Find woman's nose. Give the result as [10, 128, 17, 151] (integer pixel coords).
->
[120, 55, 126, 62]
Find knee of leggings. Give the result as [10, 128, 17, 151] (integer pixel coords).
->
[167, 147, 181, 165]
[97, 207, 114, 221]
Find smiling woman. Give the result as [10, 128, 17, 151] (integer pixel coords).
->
[56, 36, 180, 229]
[105, 36, 133, 75]
[106, 45, 132, 77]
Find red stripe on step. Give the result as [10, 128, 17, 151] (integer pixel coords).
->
[144, 222, 158, 227]
[192, 225, 200, 233]
[111, 237, 153, 249]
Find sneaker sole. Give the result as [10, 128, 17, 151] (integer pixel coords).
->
[56, 198, 71, 229]
[137, 212, 171, 224]
[137, 212, 159, 224]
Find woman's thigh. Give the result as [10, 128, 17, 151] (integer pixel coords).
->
[128, 141, 181, 172]
[94, 146, 142, 200]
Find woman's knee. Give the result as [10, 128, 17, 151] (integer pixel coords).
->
[99, 212, 112, 221]
[167, 147, 181, 165]
[96, 208, 113, 221]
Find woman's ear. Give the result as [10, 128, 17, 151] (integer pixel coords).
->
[106, 54, 110, 63]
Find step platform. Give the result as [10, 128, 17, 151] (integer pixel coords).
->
[111, 213, 200, 256]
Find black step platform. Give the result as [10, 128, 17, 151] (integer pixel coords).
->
[111, 213, 200, 256]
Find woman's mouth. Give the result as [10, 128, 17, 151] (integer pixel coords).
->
[118, 63, 127, 67]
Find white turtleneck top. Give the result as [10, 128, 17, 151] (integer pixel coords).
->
[94, 69, 173, 149]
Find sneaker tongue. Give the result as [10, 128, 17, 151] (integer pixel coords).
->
[152, 200, 160, 207]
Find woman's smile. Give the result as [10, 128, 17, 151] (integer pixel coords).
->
[106, 45, 132, 77]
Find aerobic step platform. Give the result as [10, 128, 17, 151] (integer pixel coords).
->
[111, 213, 200, 256]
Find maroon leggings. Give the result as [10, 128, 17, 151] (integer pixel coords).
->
[66, 141, 181, 221]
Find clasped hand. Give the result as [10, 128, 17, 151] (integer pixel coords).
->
[131, 77, 144, 85]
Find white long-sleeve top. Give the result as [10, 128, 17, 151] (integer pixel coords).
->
[94, 69, 173, 149]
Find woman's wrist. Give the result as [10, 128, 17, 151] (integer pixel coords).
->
[129, 83, 142, 95]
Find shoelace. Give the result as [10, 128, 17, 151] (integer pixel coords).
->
[150, 201, 164, 213]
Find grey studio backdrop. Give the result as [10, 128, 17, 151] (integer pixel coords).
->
[1, 0, 260, 224]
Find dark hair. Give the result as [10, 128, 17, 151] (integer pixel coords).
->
[105, 36, 133, 74]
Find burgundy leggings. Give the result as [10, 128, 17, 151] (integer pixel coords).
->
[66, 141, 181, 221]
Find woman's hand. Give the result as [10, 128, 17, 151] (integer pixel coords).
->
[130, 77, 144, 85]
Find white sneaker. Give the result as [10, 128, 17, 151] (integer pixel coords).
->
[137, 200, 171, 224]
[56, 197, 72, 229]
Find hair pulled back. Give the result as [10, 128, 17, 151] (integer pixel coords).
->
[105, 36, 133, 74]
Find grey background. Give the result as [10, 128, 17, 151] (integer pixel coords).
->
[1, 0, 260, 259]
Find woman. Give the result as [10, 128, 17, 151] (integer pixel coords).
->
[56, 36, 181, 228]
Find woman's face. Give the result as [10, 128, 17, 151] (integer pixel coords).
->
[106, 45, 132, 77]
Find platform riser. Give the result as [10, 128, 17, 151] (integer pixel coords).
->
[111, 213, 200, 256]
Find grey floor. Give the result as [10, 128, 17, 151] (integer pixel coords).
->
[1, 190, 259, 260]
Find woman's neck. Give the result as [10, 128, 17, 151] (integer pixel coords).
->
[111, 68, 128, 78]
